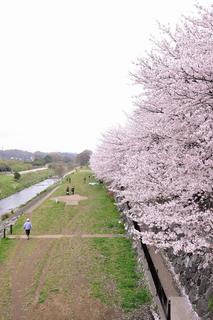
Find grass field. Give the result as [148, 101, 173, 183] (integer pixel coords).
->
[0, 169, 54, 200]
[0, 169, 151, 320]
[90, 238, 151, 310]
[0, 160, 33, 172]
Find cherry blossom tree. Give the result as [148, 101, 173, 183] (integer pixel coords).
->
[90, 4, 213, 260]
[90, 126, 129, 187]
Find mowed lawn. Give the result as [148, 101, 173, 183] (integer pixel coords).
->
[0, 169, 151, 320]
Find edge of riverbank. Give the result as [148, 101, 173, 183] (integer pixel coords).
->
[0, 182, 60, 236]
[0, 169, 55, 200]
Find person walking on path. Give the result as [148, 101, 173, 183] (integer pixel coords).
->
[23, 218, 32, 240]
[66, 186, 70, 195]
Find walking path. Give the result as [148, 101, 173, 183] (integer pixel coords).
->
[8, 233, 126, 239]
[6, 167, 48, 176]
[18, 167, 48, 175]
[0, 171, 154, 320]
[8, 238, 198, 318]
[1, 169, 199, 320]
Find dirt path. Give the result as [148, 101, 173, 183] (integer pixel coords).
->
[2, 190, 128, 320]
[10, 240, 54, 320]
[18, 168, 48, 175]
[4, 237, 126, 320]
[9, 234, 126, 239]
[4, 235, 153, 320]
[0, 172, 153, 320]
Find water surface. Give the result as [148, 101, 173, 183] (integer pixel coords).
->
[0, 178, 58, 216]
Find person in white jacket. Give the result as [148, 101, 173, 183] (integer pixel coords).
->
[23, 218, 32, 240]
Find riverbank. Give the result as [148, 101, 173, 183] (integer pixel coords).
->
[0, 169, 54, 200]
[0, 177, 59, 218]
[0, 169, 153, 320]
[0, 182, 60, 236]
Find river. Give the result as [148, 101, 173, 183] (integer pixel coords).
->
[0, 178, 59, 217]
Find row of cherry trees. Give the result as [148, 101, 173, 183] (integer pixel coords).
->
[90, 5, 213, 260]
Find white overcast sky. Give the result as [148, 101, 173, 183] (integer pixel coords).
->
[0, 0, 210, 153]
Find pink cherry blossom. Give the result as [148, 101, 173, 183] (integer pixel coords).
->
[90, 4, 213, 262]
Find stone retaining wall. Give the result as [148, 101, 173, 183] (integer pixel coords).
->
[166, 250, 213, 320]
[116, 199, 213, 320]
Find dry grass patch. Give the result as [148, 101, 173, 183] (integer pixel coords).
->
[51, 194, 88, 205]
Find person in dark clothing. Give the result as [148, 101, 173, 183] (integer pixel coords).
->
[66, 186, 70, 195]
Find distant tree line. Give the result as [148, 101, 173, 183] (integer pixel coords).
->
[32, 155, 53, 166]
[0, 150, 92, 175]
[75, 150, 92, 166]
